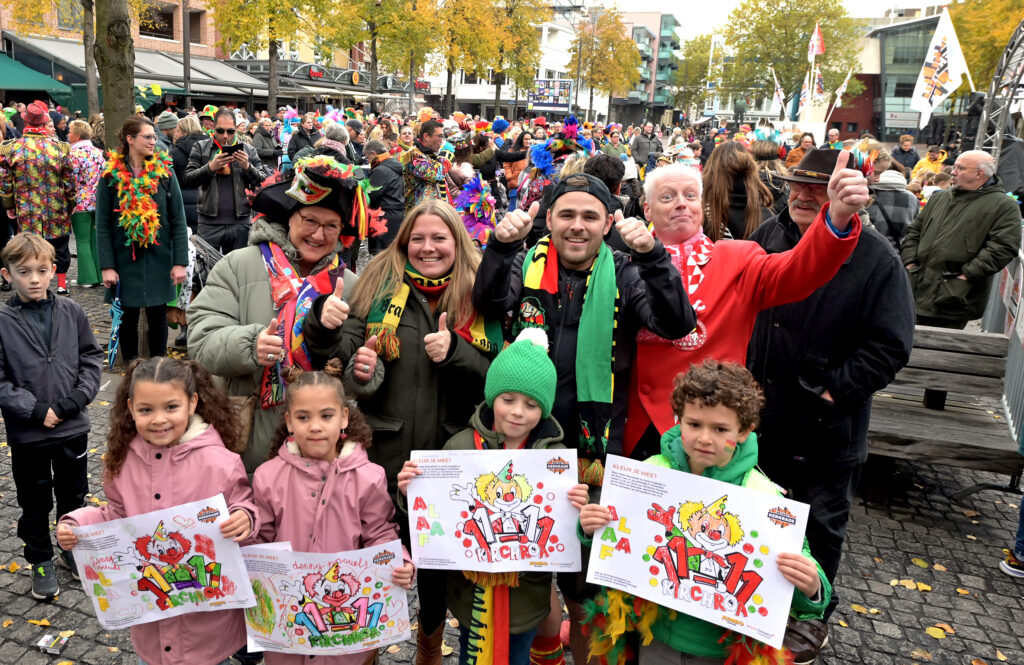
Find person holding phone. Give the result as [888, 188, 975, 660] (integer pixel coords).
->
[184, 107, 268, 255]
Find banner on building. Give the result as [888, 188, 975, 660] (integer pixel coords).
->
[527, 79, 574, 113]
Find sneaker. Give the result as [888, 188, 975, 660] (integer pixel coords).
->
[31, 560, 59, 600]
[1000, 551, 1024, 578]
[57, 548, 79, 580]
[56, 286, 69, 296]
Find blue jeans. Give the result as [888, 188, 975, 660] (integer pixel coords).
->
[1015, 500, 1024, 558]
[458, 625, 538, 665]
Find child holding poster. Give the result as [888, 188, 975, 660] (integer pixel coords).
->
[248, 360, 415, 664]
[56, 357, 257, 665]
[578, 360, 830, 665]
[398, 329, 589, 665]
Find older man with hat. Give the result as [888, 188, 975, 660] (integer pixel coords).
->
[746, 148, 914, 663]
[473, 173, 695, 665]
[155, 110, 178, 151]
[0, 100, 75, 293]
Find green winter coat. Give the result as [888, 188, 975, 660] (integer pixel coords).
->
[581, 426, 831, 659]
[443, 403, 566, 635]
[186, 215, 357, 473]
[901, 177, 1022, 321]
[95, 151, 188, 308]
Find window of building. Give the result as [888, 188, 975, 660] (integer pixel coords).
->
[847, 123, 858, 133]
[464, 71, 478, 84]
[893, 81, 915, 97]
[140, 5, 175, 40]
[189, 10, 204, 44]
[57, 0, 83, 31]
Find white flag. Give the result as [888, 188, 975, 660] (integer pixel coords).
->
[797, 71, 810, 115]
[834, 69, 852, 108]
[909, 8, 971, 129]
[769, 67, 786, 115]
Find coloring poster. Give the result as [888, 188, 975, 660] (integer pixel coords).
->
[71, 494, 255, 629]
[241, 541, 411, 655]
[407, 449, 581, 572]
[586, 456, 811, 649]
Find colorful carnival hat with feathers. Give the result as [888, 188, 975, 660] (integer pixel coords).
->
[450, 131, 472, 150]
[251, 155, 383, 248]
[454, 174, 497, 248]
[529, 115, 596, 175]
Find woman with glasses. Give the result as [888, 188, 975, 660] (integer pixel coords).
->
[187, 155, 367, 473]
[95, 116, 188, 363]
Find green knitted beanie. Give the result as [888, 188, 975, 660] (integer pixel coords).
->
[485, 328, 556, 417]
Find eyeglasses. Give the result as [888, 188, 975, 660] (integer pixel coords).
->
[134, 134, 158, 142]
[300, 217, 342, 236]
[950, 164, 979, 173]
[215, 128, 236, 135]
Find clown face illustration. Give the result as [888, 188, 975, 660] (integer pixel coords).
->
[451, 459, 542, 546]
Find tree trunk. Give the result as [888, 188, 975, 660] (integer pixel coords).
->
[514, 87, 519, 120]
[369, 26, 379, 114]
[588, 86, 594, 123]
[268, 35, 279, 114]
[493, 48, 504, 118]
[81, 0, 100, 118]
[606, 92, 612, 123]
[408, 50, 416, 115]
[93, 0, 134, 149]
[446, 61, 455, 117]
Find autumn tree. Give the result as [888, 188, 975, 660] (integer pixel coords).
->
[566, 8, 641, 121]
[949, 0, 1024, 97]
[436, 0, 501, 116]
[719, 0, 863, 117]
[673, 34, 711, 120]
[487, 0, 548, 116]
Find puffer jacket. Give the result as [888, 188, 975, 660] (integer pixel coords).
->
[171, 133, 205, 228]
[901, 176, 1022, 321]
[910, 151, 947, 181]
[186, 215, 358, 473]
[183, 137, 267, 220]
[251, 126, 280, 164]
[444, 403, 565, 635]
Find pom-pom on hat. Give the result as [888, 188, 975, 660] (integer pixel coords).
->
[485, 328, 557, 418]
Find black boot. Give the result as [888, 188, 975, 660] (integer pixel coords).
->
[174, 324, 188, 348]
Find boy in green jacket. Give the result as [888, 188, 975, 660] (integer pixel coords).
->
[579, 360, 831, 664]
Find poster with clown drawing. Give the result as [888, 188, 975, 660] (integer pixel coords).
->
[241, 541, 411, 655]
[586, 456, 811, 650]
[407, 449, 582, 572]
[70, 494, 255, 629]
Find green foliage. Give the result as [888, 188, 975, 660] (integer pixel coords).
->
[949, 0, 1024, 96]
[566, 9, 641, 98]
[673, 34, 711, 116]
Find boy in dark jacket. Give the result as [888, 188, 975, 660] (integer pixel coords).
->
[0, 233, 103, 600]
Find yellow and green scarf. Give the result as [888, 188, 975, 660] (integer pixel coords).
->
[365, 263, 503, 361]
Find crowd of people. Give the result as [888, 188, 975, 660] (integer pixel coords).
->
[0, 95, 1022, 665]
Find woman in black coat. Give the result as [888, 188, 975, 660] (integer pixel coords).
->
[170, 116, 206, 232]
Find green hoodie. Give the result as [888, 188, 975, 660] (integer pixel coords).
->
[584, 425, 831, 659]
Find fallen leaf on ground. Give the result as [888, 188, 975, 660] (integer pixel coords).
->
[58, 629, 75, 638]
[838, 620, 849, 627]
[440, 643, 454, 656]
[108, 646, 119, 652]
[890, 579, 898, 586]
[27, 618, 50, 626]
[448, 618, 459, 628]
[933, 622, 955, 634]
[869, 608, 882, 614]
[873, 557, 884, 563]
[966, 535, 978, 540]
[925, 627, 947, 639]
[932, 563, 947, 571]
[850, 604, 869, 614]
[1010, 504, 1019, 509]
[900, 579, 917, 590]
[910, 648, 932, 661]
[916, 582, 932, 592]
[97, 400, 109, 406]
[972, 660, 990, 665]
[996, 650, 1007, 662]
[386, 645, 400, 654]
[956, 588, 970, 595]
[963, 510, 979, 517]
[56, 661, 72, 665]
[6, 561, 21, 573]
[911, 557, 929, 568]
[1, 620, 12, 628]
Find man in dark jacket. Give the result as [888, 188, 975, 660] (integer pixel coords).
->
[901, 150, 1022, 328]
[362, 139, 403, 255]
[699, 128, 718, 167]
[630, 122, 661, 175]
[184, 108, 267, 255]
[891, 134, 920, 175]
[747, 151, 914, 662]
[473, 173, 694, 662]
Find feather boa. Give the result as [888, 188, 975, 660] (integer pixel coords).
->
[102, 150, 173, 249]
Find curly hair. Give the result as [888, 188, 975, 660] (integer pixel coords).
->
[268, 358, 373, 459]
[105, 358, 242, 480]
[670, 359, 765, 433]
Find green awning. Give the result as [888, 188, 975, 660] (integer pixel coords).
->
[0, 53, 72, 107]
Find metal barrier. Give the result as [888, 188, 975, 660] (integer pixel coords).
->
[982, 252, 1024, 448]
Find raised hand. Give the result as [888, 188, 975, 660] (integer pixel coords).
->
[320, 278, 349, 330]
[423, 311, 451, 363]
[493, 201, 539, 244]
[826, 150, 869, 229]
[352, 334, 378, 383]
[256, 317, 284, 367]
[614, 210, 655, 253]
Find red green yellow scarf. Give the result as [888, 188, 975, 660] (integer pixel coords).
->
[102, 150, 173, 249]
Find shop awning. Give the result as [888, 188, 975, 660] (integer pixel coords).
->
[0, 53, 72, 106]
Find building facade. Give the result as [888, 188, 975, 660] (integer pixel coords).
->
[611, 12, 680, 126]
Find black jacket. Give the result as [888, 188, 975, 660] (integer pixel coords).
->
[183, 137, 267, 220]
[171, 133, 205, 227]
[251, 127, 280, 163]
[746, 210, 914, 464]
[368, 156, 405, 238]
[287, 127, 322, 161]
[0, 293, 103, 444]
[891, 146, 920, 173]
[472, 239, 694, 454]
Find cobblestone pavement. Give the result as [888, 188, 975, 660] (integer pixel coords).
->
[0, 264, 1022, 664]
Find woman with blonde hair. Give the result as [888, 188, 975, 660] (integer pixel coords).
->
[703, 141, 773, 240]
[305, 198, 500, 665]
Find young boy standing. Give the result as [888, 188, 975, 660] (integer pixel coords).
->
[580, 360, 831, 665]
[0, 232, 103, 599]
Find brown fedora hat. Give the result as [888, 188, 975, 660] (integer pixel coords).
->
[780, 148, 840, 185]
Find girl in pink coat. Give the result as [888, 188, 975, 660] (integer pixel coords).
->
[250, 359, 415, 665]
[57, 357, 258, 665]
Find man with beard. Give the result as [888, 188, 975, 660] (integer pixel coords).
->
[399, 119, 452, 210]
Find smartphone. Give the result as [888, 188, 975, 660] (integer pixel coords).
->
[220, 143, 243, 155]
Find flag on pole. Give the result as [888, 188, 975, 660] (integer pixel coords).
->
[834, 69, 852, 108]
[798, 71, 810, 115]
[807, 22, 826, 63]
[769, 66, 786, 115]
[909, 8, 972, 129]
[813, 66, 826, 102]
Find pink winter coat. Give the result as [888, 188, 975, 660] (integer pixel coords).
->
[61, 420, 258, 665]
[250, 439, 410, 665]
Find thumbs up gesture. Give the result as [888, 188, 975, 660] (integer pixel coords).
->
[826, 150, 869, 230]
[614, 210, 655, 253]
[352, 334, 378, 383]
[320, 278, 350, 330]
[494, 201, 539, 244]
[256, 317, 285, 367]
[423, 311, 452, 363]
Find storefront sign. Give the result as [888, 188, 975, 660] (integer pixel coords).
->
[884, 111, 920, 128]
